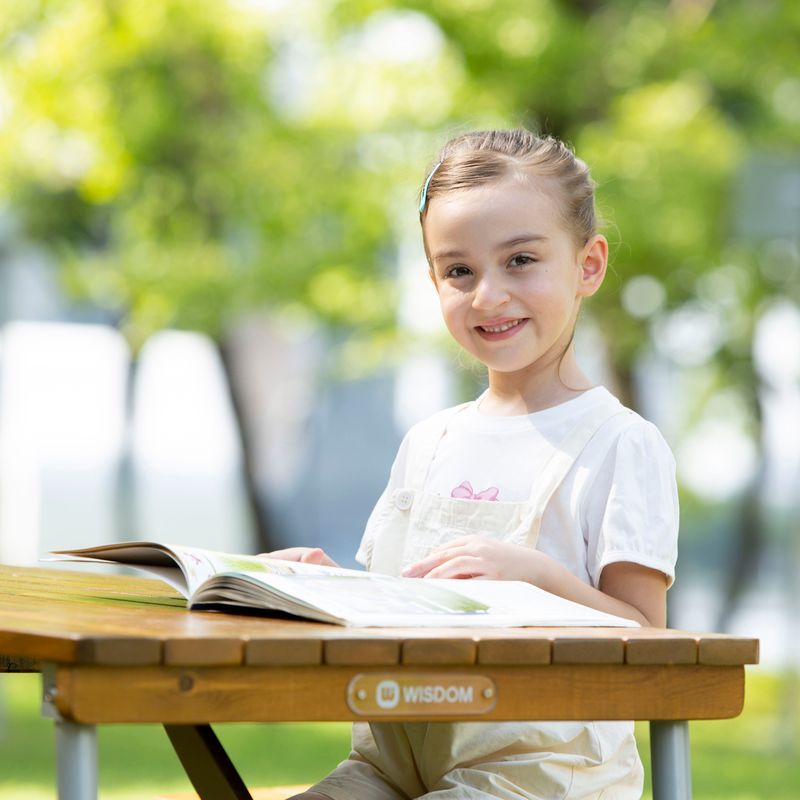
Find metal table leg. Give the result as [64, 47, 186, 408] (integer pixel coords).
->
[650, 720, 692, 800]
[42, 663, 98, 800]
[55, 719, 98, 800]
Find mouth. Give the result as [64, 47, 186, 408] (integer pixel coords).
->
[475, 318, 528, 340]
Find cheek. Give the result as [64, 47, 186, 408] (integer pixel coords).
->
[438, 290, 463, 317]
[438, 295, 473, 336]
[530, 272, 576, 303]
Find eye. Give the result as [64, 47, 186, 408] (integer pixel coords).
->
[508, 254, 536, 269]
[444, 264, 472, 279]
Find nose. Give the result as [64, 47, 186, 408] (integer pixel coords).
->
[472, 273, 510, 310]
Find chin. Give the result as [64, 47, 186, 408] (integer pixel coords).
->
[482, 357, 539, 375]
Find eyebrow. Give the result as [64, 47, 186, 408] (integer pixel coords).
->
[431, 234, 548, 262]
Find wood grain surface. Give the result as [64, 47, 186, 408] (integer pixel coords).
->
[0, 565, 760, 668]
[1, 565, 758, 726]
[53, 663, 747, 724]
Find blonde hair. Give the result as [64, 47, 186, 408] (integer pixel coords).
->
[419, 129, 598, 246]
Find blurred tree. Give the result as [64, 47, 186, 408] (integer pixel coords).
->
[0, 0, 402, 547]
[1, 0, 798, 606]
[0, 0, 397, 344]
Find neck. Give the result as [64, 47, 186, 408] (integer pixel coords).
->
[482, 348, 595, 415]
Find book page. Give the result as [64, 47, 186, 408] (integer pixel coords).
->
[199, 571, 638, 628]
[174, 548, 368, 594]
[264, 574, 490, 616]
[48, 541, 368, 597]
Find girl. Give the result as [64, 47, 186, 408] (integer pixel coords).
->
[276, 129, 678, 799]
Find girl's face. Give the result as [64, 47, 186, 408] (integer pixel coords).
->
[424, 175, 606, 383]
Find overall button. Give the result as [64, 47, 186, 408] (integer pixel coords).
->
[393, 489, 413, 511]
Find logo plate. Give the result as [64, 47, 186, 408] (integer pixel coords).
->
[347, 673, 497, 716]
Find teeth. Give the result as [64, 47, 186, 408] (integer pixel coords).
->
[480, 320, 521, 333]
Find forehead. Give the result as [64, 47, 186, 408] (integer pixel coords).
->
[424, 175, 567, 249]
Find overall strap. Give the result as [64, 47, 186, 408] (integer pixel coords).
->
[523, 407, 631, 544]
[407, 402, 472, 491]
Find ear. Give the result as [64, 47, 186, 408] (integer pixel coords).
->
[576, 235, 608, 298]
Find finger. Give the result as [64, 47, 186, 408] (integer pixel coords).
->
[300, 548, 341, 567]
[402, 548, 465, 577]
[404, 532, 500, 576]
[299, 548, 327, 564]
[425, 535, 480, 557]
[407, 538, 493, 576]
[423, 556, 487, 580]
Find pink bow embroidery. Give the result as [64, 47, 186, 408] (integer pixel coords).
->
[451, 480, 499, 501]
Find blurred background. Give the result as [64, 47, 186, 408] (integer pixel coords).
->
[0, 0, 798, 797]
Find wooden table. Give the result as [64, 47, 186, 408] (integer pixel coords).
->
[0, 565, 758, 800]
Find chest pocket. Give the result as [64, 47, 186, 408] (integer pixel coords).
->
[400, 490, 538, 569]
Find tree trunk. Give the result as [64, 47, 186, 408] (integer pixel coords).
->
[114, 355, 137, 543]
[715, 466, 764, 632]
[715, 362, 765, 632]
[217, 337, 273, 553]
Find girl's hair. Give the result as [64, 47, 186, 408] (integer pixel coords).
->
[419, 129, 598, 246]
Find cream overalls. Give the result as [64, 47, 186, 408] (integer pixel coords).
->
[315, 401, 644, 800]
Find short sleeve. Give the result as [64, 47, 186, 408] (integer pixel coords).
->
[584, 419, 679, 588]
[354, 431, 412, 568]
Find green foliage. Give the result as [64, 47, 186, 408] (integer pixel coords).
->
[1, 0, 798, 384]
[0, 0, 397, 348]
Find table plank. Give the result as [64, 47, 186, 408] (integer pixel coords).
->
[246, 637, 323, 666]
[552, 636, 625, 664]
[1, 565, 182, 603]
[625, 635, 698, 665]
[698, 634, 760, 665]
[52, 663, 747, 724]
[324, 637, 401, 665]
[477, 636, 552, 665]
[164, 639, 244, 667]
[402, 637, 477, 665]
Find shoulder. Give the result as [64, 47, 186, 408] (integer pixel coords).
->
[587, 389, 676, 468]
[403, 401, 473, 444]
[388, 400, 473, 482]
[604, 415, 676, 471]
[579, 394, 678, 518]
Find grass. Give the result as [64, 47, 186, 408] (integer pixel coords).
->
[0, 673, 351, 799]
[0, 670, 797, 798]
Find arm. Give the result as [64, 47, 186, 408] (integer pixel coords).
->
[402, 538, 667, 627]
[599, 560, 667, 628]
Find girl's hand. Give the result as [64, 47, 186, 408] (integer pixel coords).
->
[402, 535, 667, 627]
[401, 536, 544, 582]
[259, 547, 340, 567]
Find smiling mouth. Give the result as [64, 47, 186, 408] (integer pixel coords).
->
[475, 318, 528, 339]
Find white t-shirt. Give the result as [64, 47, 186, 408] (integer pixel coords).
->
[357, 386, 678, 588]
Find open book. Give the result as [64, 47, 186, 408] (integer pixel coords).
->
[50, 541, 639, 628]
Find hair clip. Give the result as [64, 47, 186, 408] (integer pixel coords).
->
[418, 161, 442, 214]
